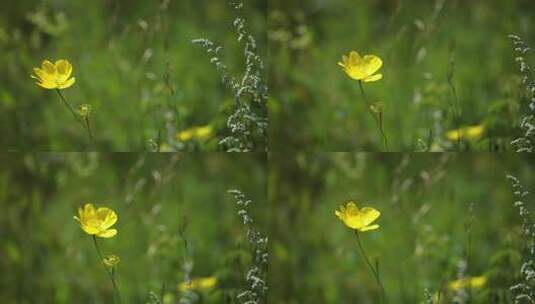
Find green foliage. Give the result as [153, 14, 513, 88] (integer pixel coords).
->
[0, 0, 266, 151]
[268, 0, 535, 151]
[268, 153, 535, 303]
[0, 153, 266, 303]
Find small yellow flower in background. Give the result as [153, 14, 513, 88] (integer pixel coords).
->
[103, 254, 120, 268]
[338, 51, 383, 82]
[370, 101, 385, 114]
[335, 201, 381, 232]
[446, 125, 485, 141]
[158, 143, 173, 152]
[448, 276, 487, 291]
[31, 59, 76, 89]
[176, 125, 213, 142]
[74, 203, 118, 238]
[178, 276, 217, 292]
[77, 104, 92, 118]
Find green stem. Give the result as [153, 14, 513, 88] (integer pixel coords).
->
[56, 89, 79, 123]
[84, 116, 95, 144]
[92, 236, 121, 304]
[378, 111, 389, 151]
[56, 89, 94, 145]
[358, 81, 389, 151]
[355, 231, 387, 304]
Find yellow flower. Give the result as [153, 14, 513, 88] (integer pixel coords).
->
[176, 125, 213, 142]
[31, 59, 76, 89]
[446, 125, 484, 141]
[103, 254, 120, 268]
[448, 276, 487, 291]
[178, 277, 217, 292]
[338, 51, 383, 82]
[73, 203, 118, 238]
[335, 201, 381, 232]
[77, 104, 92, 118]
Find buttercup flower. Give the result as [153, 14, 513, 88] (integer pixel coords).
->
[176, 125, 213, 142]
[74, 203, 118, 238]
[103, 254, 120, 268]
[178, 276, 217, 292]
[31, 59, 76, 89]
[446, 125, 484, 141]
[338, 51, 383, 82]
[77, 104, 93, 118]
[448, 276, 487, 290]
[335, 201, 381, 231]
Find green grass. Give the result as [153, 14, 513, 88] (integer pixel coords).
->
[0, 0, 266, 151]
[269, 153, 535, 303]
[0, 153, 267, 303]
[269, 0, 535, 151]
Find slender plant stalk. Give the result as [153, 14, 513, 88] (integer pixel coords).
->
[354, 231, 387, 304]
[83, 116, 94, 143]
[92, 236, 121, 304]
[358, 81, 389, 151]
[56, 89, 94, 145]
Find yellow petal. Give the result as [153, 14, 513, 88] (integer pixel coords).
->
[55, 60, 73, 82]
[363, 73, 383, 82]
[341, 54, 349, 66]
[195, 126, 213, 139]
[80, 223, 100, 235]
[446, 129, 462, 141]
[470, 276, 487, 288]
[32, 68, 48, 81]
[42, 60, 56, 74]
[97, 207, 118, 230]
[361, 55, 383, 77]
[348, 51, 362, 66]
[466, 125, 484, 139]
[36, 81, 58, 89]
[97, 229, 117, 238]
[58, 77, 75, 89]
[345, 201, 359, 214]
[359, 207, 381, 226]
[80, 203, 96, 222]
[359, 224, 380, 232]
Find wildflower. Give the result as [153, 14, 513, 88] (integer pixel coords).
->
[448, 276, 487, 290]
[338, 51, 383, 82]
[74, 203, 118, 238]
[31, 59, 75, 89]
[176, 125, 213, 141]
[370, 101, 385, 115]
[178, 276, 217, 292]
[103, 254, 120, 268]
[77, 104, 92, 118]
[335, 201, 380, 232]
[446, 125, 484, 141]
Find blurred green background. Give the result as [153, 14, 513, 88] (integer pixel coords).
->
[0, 0, 266, 151]
[269, 0, 535, 151]
[0, 152, 266, 303]
[269, 152, 535, 303]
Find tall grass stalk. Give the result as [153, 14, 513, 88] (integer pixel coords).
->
[193, 0, 268, 152]
[228, 189, 268, 304]
[509, 34, 535, 152]
[507, 174, 535, 303]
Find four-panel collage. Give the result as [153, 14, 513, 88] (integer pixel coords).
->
[1, 0, 535, 303]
